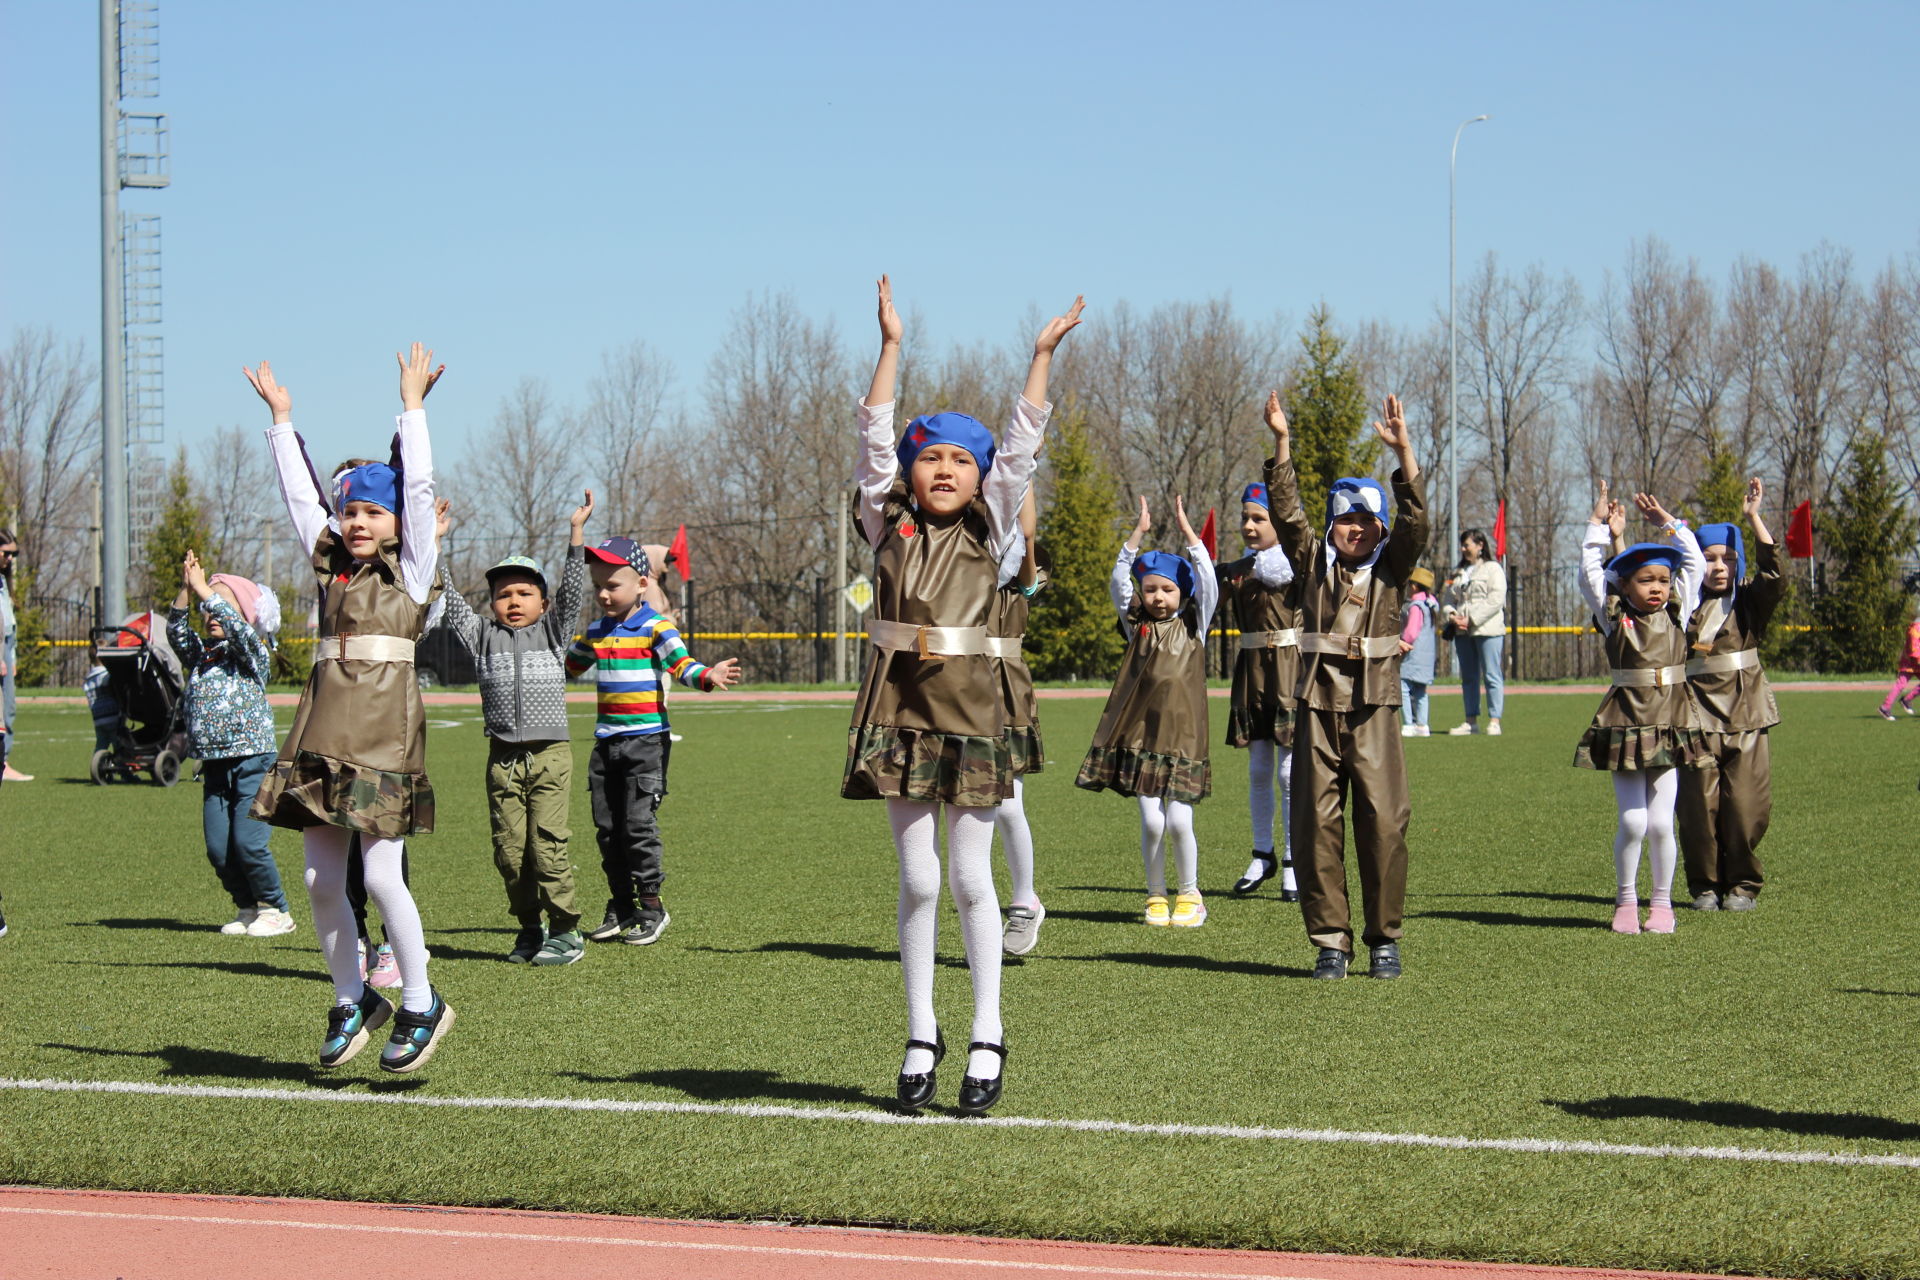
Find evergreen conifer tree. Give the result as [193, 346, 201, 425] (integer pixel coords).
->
[1283, 305, 1379, 504]
[1027, 408, 1126, 681]
[140, 449, 214, 610]
[1690, 432, 1747, 525]
[1813, 432, 1917, 672]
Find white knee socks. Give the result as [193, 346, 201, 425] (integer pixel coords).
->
[1244, 741, 1296, 888]
[995, 778, 1040, 909]
[890, 799, 1006, 1082]
[305, 827, 434, 1013]
[1139, 796, 1198, 896]
[1611, 768, 1677, 907]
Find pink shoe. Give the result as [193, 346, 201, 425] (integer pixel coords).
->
[1610, 904, 1641, 934]
[367, 943, 401, 988]
[1644, 905, 1676, 934]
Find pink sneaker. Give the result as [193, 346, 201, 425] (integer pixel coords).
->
[1644, 905, 1676, 934]
[367, 943, 401, 988]
[1610, 904, 1641, 934]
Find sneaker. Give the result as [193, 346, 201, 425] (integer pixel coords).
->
[531, 929, 586, 966]
[1485, 719, 1502, 736]
[1002, 904, 1045, 956]
[246, 907, 297, 938]
[379, 990, 455, 1073]
[367, 943, 401, 989]
[2, 765, 33, 782]
[1881, 708, 1898, 722]
[220, 907, 259, 936]
[1611, 904, 1641, 934]
[586, 900, 633, 942]
[1170, 892, 1207, 927]
[1906, 703, 1917, 716]
[1644, 904, 1677, 934]
[0, 906, 8, 938]
[1143, 895, 1171, 927]
[621, 906, 670, 946]
[1415, 725, 1431, 737]
[1400, 724, 1418, 737]
[1723, 892, 1757, 912]
[1312, 947, 1348, 979]
[506, 926, 545, 964]
[1369, 941, 1402, 979]
[1691, 891, 1721, 912]
[319, 986, 391, 1068]
[1448, 722, 1478, 736]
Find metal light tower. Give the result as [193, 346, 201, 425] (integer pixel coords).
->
[99, 0, 170, 622]
[1447, 113, 1488, 567]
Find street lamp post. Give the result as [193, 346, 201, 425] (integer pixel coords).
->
[1448, 113, 1490, 570]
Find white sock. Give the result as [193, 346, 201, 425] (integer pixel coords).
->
[995, 778, 1040, 909]
[1247, 741, 1277, 877]
[1166, 800, 1198, 894]
[1611, 772, 1648, 906]
[890, 799, 941, 1075]
[359, 836, 433, 1013]
[303, 828, 362, 1005]
[1138, 796, 1168, 898]
[946, 805, 1005, 1081]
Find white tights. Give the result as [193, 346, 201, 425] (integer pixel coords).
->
[305, 827, 434, 1013]
[1245, 740, 1296, 888]
[1138, 796, 1198, 897]
[1611, 768, 1678, 908]
[995, 778, 1039, 909]
[889, 799, 1004, 1081]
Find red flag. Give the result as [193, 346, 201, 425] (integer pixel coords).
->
[1199, 508, 1217, 561]
[665, 523, 692, 581]
[1785, 500, 1813, 559]
[1493, 499, 1508, 560]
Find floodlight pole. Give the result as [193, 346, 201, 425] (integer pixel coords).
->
[100, 0, 127, 623]
[1448, 113, 1489, 569]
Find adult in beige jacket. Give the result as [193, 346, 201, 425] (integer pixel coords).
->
[1443, 529, 1506, 735]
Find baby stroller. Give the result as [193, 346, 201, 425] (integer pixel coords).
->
[89, 611, 191, 786]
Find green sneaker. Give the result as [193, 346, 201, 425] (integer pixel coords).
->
[506, 926, 545, 964]
[379, 989, 455, 1074]
[530, 929, 585, 966]
[319, 986, 391, 1068]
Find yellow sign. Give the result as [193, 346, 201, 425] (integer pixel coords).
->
[845, 575, 874, 615]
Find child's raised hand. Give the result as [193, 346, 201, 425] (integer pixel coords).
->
[183, 549, 207, 594]
[1634, 492, 1674, 528]
[397, 342, 443, 411]
[876, 275, 903, 347]
[1033, 296, 1086, 356]
[1590, 479, 1613, 524]
[242, 361, 293, 422]
[434, 498, 453, 540]
[1371, 395, 1411, 453]
[1742, 476, 1764, 521]
[705, 656, 742, 691]
[1133, 494, 1153, 537]
[570, 489, 595, 531]
[1264, 390, 1289, 443]
[1606, 499, 1627, 541]
[1173, 495, 1198, 544]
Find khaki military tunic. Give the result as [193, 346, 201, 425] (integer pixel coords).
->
[990, 571, 1045, 776]
[1074, 608, 1211, 804]
[1220, 553, 1300, 750]
[1572, 599, 1708, 772]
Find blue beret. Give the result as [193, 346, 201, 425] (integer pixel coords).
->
[333, 462, 400, 517]
[1607, 542, 1682, 581]
[1133, 549, 1194, 599]
[1694, 522, 1746, 583]
[1241, 481, 1269, 509]
[898, 412, 996, 476]
[1326, 476, 1390, 528]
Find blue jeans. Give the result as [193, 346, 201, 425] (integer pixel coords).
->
[1454, 634, 1505, 720]
[1399, 679, 1429, 727]
[202, 752, 288, 911]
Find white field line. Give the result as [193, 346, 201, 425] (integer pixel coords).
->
[2, 1077, 1916, 1170]
[0, 1206, 1314, 1280]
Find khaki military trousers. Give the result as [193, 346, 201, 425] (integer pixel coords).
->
[1289, 704, 1410, 953]
[1676, 729, 1770, 901]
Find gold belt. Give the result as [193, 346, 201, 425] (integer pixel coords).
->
[312, 635, 416, 664]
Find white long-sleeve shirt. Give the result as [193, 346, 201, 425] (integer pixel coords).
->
[1578, 520, 1704, 631]
[854, 396, 1048, 587]
[1111, 543, 1220, 632]
[268, 409, 438, 604]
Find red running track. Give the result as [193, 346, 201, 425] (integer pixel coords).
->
[0, 1187, 1753, 1280]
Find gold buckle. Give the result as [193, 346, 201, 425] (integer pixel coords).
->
[1652, 667, 1667, 688]
[1344, 634, 1363, 659]
[914, 626, 933, 660]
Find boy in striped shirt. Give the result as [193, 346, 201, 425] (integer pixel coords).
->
[568, 537, 741, 945]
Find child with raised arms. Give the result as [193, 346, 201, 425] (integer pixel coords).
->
[1077, 496, 1220, 927]
[1217, 479, 1301, 899]
[243, 346, 454, 1072]
[847, 275, 1080, 1116]
[1574, 482, 1707, 934]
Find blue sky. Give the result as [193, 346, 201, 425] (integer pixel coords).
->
[3, 1, 1916, 465]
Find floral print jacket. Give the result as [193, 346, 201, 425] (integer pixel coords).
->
[166, 598, 278, 760]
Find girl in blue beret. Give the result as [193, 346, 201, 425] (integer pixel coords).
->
[1574, 482, 1708, 935]
[242, 345, 455, 1072]
[848, 276, 1082, 1116]
[1076, 496, 1220, 928]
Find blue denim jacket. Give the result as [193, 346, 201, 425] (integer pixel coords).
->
[167, 598, 278, 760]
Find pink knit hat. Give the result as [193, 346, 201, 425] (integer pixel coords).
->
[208, 573, 262, 626]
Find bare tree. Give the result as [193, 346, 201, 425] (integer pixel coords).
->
[0, 328, 99, 604]
[448, 377, 583, 577]
[193, 423, 288, 584]
[1861, 255, 1920, 494]
[581, 341, 675, 540]
[1745, 244, 1860, 514]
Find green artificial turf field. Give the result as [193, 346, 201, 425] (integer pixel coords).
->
[1, 690, 1916, 1277]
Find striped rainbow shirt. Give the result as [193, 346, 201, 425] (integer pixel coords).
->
[565, 606, 713, 738]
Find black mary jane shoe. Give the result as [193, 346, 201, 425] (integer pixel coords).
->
[1231, 852, 1277, 897]
[956, 1041, 1008, 1116]
[1278, 856, 1301, 903]
[895, 1029, 945, 1112]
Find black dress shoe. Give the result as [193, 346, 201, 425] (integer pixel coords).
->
[1368, 942, 1401, 979]
[956, 1041, 1007, 1115]
[1279, 856, 1300, 903]
[1231, 851, 1276, 896]
[1311, 947, 1348, 980]
[895, 1029, 945, 1112]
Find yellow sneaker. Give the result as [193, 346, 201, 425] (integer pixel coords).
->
[1171, 892, 1207, 927]
[1143, 895, 1171, 926]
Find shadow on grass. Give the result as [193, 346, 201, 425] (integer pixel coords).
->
[1043, 908, 1149, 926]
[1545, 1095, 1920, 1143]
[67, 958, 318, 982]
[69, 917, 210, 934]
[1409, 908, 1604, 930]
[417, 945, 506, 963]
[1415, 890, 1614, 905]
[1838, 987, 1920, 999]
[41, 1042, 335, 1088]
[560, 1066, 885, 1109]
[1052, 950, 1312, 979]
[1055, 885, 1147, 895]
[428, 926, 517, 938]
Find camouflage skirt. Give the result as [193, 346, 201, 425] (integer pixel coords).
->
[1571, 724, 1710, 772]
[251, 750, 437, 839]
[1225, 703, 1294, 751]
[1009, 723, 1046, 777]
[1075, 744, 1211, 804]
[842, 724, 1016, 808]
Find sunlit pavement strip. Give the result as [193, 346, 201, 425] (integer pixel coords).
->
[4, 1078, 1916, 1170]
